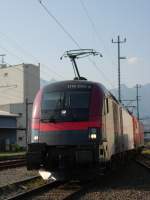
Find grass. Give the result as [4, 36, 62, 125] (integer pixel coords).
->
[145, 141, 150, 147]
[0, 151, 26, 158]
[141, 148, 150, 155]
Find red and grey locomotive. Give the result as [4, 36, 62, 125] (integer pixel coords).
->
[27, 50, 144, 179]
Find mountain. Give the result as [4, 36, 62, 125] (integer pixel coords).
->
[40, 79, 48, 87]
[40, 78, 56, 87]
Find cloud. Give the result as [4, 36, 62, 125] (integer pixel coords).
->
[127, 57, 139, 65]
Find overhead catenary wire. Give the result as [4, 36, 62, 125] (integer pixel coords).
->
[0, 49, 64, 83]
[79, 0, 118, 67]
[0, 32, 65, 80]
[38, 0, 80, 48]
[0, 65, 30, 100]
[0, 77, 24, 101]
[79, 0, 116, 88]
[0, 60, 41, 97]
[0, 45, 24, 63]
[38, 0, 115, 88]
[88, 58, 115, 88]
[0, 51, 65, 102]
[0, 45, 40, 86]
[80, 0, 102, 43]
[0, 35, 65, 101]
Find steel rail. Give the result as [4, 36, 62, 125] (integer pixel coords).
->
[0, 175, 40, 191]
[135, 155, 150, 171]
[0, 158, 26, 170]
[0, 175, 41, 200]
[5, 180, 63, 200]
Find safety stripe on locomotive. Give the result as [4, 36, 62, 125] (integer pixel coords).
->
[32, 121, 102, 132]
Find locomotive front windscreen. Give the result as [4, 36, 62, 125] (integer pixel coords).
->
[41, 90, 91, 122]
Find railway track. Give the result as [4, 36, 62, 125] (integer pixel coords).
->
[5, 179, 92, 200]
[0, 176, 49, 200]
[5, 180, 63, 200]
[2, 154, 150, 200]
[0, 158, 26, 170]
[136, 154, 150, 170]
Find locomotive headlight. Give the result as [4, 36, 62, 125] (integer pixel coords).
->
[91, 133, 97, 139]
[33, 135, 39, 142]
[89, 128, 97, 140]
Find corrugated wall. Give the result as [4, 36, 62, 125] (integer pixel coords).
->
[0, 116, 17, 151]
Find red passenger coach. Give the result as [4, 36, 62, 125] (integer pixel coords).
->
[132, 116, 144, 148]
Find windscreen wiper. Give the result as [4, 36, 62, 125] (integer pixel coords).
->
[41, 116, 57, 123]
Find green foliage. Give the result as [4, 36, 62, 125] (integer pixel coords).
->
[11, 144, 24, 152]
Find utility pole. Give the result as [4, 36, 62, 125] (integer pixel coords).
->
[122, 99, 136, 112]
[0, 54, 6, 66]
[112, 36, 126, 103]
[136, 84, 141, 120]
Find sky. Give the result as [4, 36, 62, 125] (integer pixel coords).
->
[0, 0, 149, 89]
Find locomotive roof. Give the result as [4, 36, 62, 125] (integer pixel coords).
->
[43, 80, 122, 104]
[44, 80, 102, 86]
[43, 80, 107, 93]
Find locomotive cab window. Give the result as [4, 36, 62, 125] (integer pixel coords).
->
[41, 90, 91, 122]
[42, 92, 64, 110]
[65, 91, 90, 108]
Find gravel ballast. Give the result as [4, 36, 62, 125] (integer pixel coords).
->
[80, 188, 150, 200]
[24, 161, 150, 200]
[0, 167, 38, 187]
[78, 161, 150, 200]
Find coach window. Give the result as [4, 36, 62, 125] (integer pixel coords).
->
[106, 98, 109, 114]
[103, 99, 106, 115]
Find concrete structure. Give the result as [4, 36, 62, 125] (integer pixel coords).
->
[0, 110, 18, 151]
[0, 63, 40, 148]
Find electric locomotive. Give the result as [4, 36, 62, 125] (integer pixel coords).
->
[27, 49, 144, 179]
[27, 80, 107, 177]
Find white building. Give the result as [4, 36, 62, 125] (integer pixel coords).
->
[0, 63, 40, 148]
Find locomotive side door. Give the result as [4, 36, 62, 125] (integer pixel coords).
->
[100, 96, 110, 161]
[119, 107, 124, 152]
[102, 98, 107, 141]
[113, 102, 120, 153]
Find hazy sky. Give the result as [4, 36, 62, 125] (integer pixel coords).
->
[0, 0, 149, 89]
